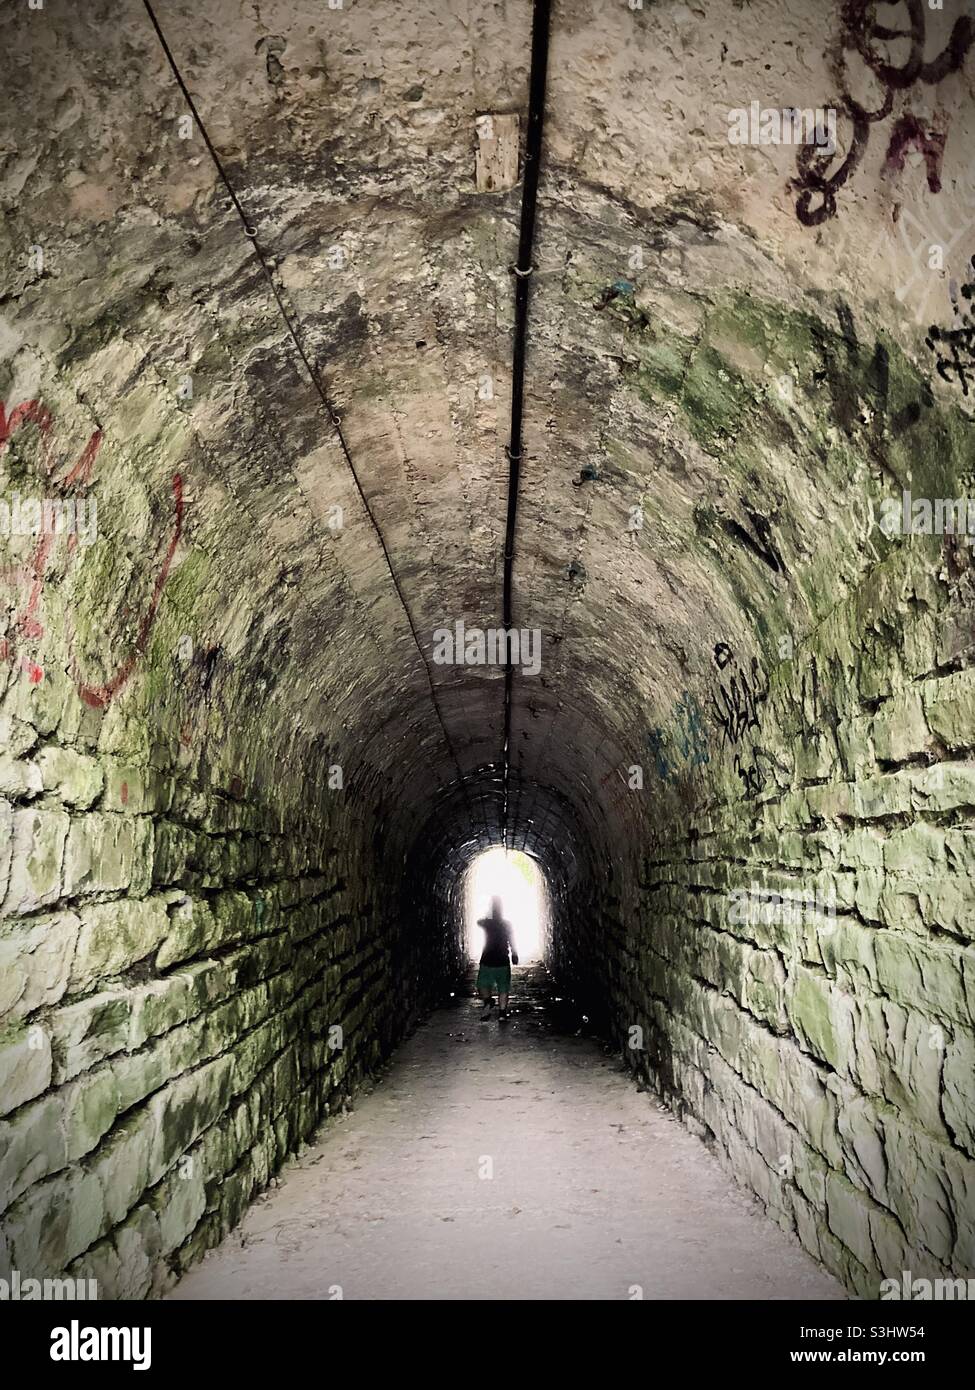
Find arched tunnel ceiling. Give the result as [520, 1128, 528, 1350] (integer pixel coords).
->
[3, 0, 974, 878]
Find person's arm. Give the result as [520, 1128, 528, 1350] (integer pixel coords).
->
[508, 925, 518, 966]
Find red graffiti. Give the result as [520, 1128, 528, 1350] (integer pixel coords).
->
[1, 399, 103, 684]
[792, 0, 973, 226]
[883, 113, 946, 192]
[62, 430, 101, 489]
[72, 473, 184, 709]
[2, 398, 185, 705]
[0, 400, 54, 455]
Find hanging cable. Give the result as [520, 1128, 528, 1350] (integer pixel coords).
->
[142, 0, 485, 838]
[501, 0, 552, 850]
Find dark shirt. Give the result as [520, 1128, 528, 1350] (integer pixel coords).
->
[478, 917, 514, 966]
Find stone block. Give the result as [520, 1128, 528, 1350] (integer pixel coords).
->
[825, 1170, 879, 1276]
[35, 746, 104, 808]
[0, 911, 80, 1021]
[923, 668, 975, 750]
[155, 895, 217, 969]
[942, 1030, 975, 1156]
[146, 1054, 234, 1186]
[871, 687, 930, 763]
[62, 813, 153, 898]
[874, 933, 970, 1028]
[90, 1114, 154, 1227]
[0, 1022, 52, 1118]
[786, 965, 853, 1073]
[63, 1067, 121, 1162]
[6, 1168, 104, 1276]
[148, 1164, 207, 1253]
[70, 897, 170, 991]
[0, 809, 70, 916]
[0, 1093, 65, 1214]
[49, 992, 131, 1083]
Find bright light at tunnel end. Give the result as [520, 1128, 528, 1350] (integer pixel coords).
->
[464, 846, 546, 962]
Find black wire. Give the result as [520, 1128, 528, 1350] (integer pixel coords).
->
[501, 0, 552, 850]
[141, 0, 484, 838]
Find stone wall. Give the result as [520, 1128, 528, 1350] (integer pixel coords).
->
[0, 661, 455, 1297]
[556, 530, 975, 1297]
[3, 0, 974, 1304]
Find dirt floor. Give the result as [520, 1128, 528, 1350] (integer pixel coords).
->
[171, 964, 845, 1301]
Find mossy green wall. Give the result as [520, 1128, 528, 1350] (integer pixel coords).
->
[553, 291, 975, 1297]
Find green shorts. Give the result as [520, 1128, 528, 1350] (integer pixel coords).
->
[476, 964, 511, 993]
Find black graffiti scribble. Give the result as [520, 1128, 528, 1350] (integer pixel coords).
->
[720, 505, 788, 577]
[810, 304, 934, 453]
[738, 744, 797, 797]
[733, 753, 764, 797]
[926, 256, 975, 396]
[711, 644, 769, 748]
[711, 644, 772, 797]
[792, 0, 973, 227]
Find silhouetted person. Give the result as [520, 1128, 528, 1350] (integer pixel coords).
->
[476, 896, 518, 1021]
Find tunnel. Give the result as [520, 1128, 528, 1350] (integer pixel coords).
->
[1, 0, 974, 1315]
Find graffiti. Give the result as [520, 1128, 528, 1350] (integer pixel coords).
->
[732, 751, 764, 798]
[810, 305, 933, 460]
[792, 0, 973, 227]
[711, 643, 771, 797]
[1, 397, 185, 703]
[1, 399, 102, 684]
[719, 503, 788, 577]
[711, 643, 769, 748]
[71, 473, 184, 708]
[672, 690, 710, 767]
[646, 725, 672, 782]
[647, 690, 710, 783]
[925, 255, 975, 395]
[882, 113, 946, 191]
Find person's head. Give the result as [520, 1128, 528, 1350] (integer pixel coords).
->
[490, 895, 503, 920]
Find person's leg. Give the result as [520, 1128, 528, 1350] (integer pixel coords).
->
[479, 985, 495, 1018]
[498, 991, 509, 1020]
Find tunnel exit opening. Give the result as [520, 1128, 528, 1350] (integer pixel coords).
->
[463, 846, 548, 963]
